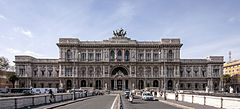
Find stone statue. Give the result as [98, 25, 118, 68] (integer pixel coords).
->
[113, 28, 127, 37]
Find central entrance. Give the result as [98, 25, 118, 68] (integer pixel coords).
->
[111, 66, 128, 90]
[117, 80, 122, 90]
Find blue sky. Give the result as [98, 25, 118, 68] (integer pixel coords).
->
[0, 0, 240, 65]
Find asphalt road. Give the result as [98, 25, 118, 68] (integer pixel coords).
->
[55, 95, 116, 109]
[122, 95, 181, 109]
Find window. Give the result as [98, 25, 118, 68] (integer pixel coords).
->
[88, 53, 94, 61]
[42, 71, 45, 76]
[110, 51, 115, 60]
[187, 71, 191, 77]
[34, 70, 37, 76]
[146, 53, 151, 61]
[41, 83, 44, 88]
[187, 83, 191, 89]
[56, 83, 59, 89]
[195, 71, 198, 77]
[213, 69, 219, 77]
[138, 54, 143, 61]
[125, 50, 130, 61]
[19, 68, 25, 76]
[67, 50, 71, 59]
[202, 71, 205, 77]
[82, 70, 86, 77]
[96, 53, 101, 61]
[117, 50, 122, 60]
[33, 83, 36, 88]
[180, 71, 183, 77]
[49, 71, 52, 77]
[65, 68, 72, 76]
[153, 53, 158, 61]
[48, 83, 52, 88]
[167, 68, 174, 77]
[81, 53, 86, 61]
[167, 50, 173, 59]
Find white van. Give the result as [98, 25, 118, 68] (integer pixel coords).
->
[32, 88, 57, 94]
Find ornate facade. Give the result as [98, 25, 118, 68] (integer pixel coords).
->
[14, 36, 224, 92]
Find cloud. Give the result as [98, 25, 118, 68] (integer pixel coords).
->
[227, 17, 240, 23]
[6, 48, 43, 57]
[13, 27, 33, 38]
[0, 14, 6, 20]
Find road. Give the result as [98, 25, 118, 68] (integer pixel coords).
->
[122, 95, 181, 109]
[55, 95, 116, 109]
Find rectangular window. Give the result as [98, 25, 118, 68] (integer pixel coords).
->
[153, 53, 158, 61]
[65, 68, 72, 76]
[213, 69, 219, 77]
[48, 83, 52, 88]
[146, 53, 151, 61]
[88, 53, 94, 61]
[138, 54, 143, 61]
[56, 83, 59, 89]
[81, 53, 86, 61]
[96, 53, 101, 61]
[19, 68, 25, 76]
[34, 70, 37, 76]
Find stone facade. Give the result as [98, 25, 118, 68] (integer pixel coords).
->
[14, 36, 224, 91]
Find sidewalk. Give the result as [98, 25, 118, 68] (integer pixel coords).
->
[157, 97, 219, 109]
[32, 96, 94, 109]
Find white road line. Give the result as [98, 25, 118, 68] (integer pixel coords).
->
[110, 95, 118, 109]
[158, 99, 194, 109]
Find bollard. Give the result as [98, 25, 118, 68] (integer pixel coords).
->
[45, 96, 47, 103]
[192, 95, 194, 103]
[182, 94, 184, 102]
[14, 98, 17, 109]
[204, 96, 206, 105]
[221, 97, 223, 108]
[32, 97, 34, 106]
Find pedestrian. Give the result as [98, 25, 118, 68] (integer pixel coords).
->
[49, 89, 55, 103]
[175, 91, 178, 101]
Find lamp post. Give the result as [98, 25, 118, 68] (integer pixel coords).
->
[159, 50, 167, 100]
[73, 51, 81, 100]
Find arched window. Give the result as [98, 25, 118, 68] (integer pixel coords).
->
[67, 50, 71, 59]
[167, 50, 173, 59]
[125, 50, 130, 61]
[110, 51, 115, 60]
[117, 50, 122, 60]
[153, 80, 159, 87]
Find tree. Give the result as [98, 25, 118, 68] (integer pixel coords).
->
[8, 75, 19, 88]
[221, 74, 232, 84]
[0, 56, 9, 71]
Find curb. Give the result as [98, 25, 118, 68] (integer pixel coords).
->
[42, 97, 93, 109]
[158, 99, 194, 109]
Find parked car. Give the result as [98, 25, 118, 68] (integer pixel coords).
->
[125, 91, 130, 98]
[141, 92, 154, 101]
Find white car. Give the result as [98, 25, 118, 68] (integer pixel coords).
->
[142, 92, 154, 101]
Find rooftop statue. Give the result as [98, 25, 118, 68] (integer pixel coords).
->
[113, 28, 126, 37]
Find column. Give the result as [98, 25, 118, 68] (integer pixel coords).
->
[115, 49, 117, 62]
[151, 49, 153, 61]
[94, 49, 96, 61]
[144, 49, 146, 61]
[86, 49, 88, 61]
[122, 49, 125, 61]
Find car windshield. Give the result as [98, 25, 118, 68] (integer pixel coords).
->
[144, 93, 152, 96]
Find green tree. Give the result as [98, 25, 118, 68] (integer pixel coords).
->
[221, 74, 232, 84]
[0, 56, 9, 71]
[8, 75, 19, 88]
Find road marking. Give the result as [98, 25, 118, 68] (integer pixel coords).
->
[110, 94, 118, 109]
[158, 99, 194, 109]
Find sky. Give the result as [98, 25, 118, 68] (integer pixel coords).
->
[0, 0, 240, 65]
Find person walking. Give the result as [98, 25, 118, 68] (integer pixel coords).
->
[49, 89, 55, 103]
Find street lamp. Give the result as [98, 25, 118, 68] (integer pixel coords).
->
[159, 50, 167, 100]
[73, 51, 81, 100]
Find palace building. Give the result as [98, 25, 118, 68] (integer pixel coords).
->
[14, 30, 224, 91]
